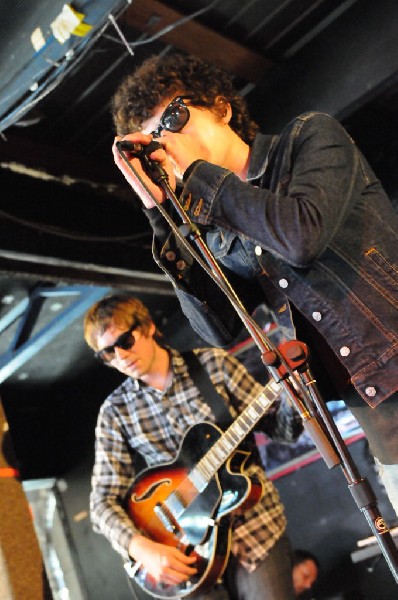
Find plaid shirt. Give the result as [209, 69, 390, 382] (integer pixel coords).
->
[90, 347, 303, 571]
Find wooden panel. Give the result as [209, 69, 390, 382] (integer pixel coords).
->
[0, 402, 50, 599]
[125, 0, 273, 82]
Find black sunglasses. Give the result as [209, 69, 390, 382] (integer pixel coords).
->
[152, 96, 199, 138]
[95, 321, 140, 363]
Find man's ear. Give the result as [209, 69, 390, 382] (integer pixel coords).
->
[214, 96, 232, 123]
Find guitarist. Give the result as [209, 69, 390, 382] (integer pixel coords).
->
[84, 294, 303, 600]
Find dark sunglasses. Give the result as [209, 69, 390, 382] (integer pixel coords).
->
[152, 95, 199, 138]
[95, 321, 140, 363]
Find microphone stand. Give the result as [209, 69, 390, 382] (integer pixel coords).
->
[116, 142, 398, 582]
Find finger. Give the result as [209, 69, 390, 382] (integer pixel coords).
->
[178, 553, 197, 565]
[122, 132, 153, 145]
[177, 564, 197, 576]
[162, 567, 191, 585]
[168, 556, 197, 575]
[147, 146, 167, 162]
[168, 546, 197, 561]
[112, 138, 126, 161]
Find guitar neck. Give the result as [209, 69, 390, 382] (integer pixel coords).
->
[190, 380, 282, 491]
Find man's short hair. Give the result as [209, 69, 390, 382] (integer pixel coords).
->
[293, 549, 320, 569]
[83, 294, 161, 351]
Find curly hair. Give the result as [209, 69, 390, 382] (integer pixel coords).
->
[111, 52, 259, 144]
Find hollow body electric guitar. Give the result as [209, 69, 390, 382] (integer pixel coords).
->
[125, 379, 282, 599]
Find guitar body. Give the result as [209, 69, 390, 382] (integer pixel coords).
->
[125, 422, 262, 599]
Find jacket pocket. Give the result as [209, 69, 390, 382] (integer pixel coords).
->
[206, 229, 237, 259]
[365, 246, 398, 305]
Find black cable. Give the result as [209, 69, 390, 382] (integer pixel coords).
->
[0, 208, 151, 244]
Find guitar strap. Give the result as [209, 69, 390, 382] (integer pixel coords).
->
[134, 349, 262, 473]
[181, 350, 233, 429]
[131, 350, 234, 474]
[181, 351, 263, 470]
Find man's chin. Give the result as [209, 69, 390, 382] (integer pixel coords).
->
[122, 363, 141, 378]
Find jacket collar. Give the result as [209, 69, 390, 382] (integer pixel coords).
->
[246, 132, 279, 182]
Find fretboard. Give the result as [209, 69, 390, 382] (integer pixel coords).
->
[189, 380, 282, 491]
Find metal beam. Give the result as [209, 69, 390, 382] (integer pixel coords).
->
[0, 250, 174, 294]
[0, 285, 111, 383]
[125, 0, 273, 83]
[0, 133, 128, 198]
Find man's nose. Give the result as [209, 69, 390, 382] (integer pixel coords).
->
[114, 346, 131, 361]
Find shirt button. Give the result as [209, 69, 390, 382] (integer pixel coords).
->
[176, 260, 186, 271]
[165, 251, 176, 261]
[255, 246, 262, 256]
[365, 386, 377, 397]
[278, 278, 289, 289]
[339, 346, 350, 357]
[312, 311, 322, 321]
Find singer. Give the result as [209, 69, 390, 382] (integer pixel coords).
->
[111, 52, 398, 524]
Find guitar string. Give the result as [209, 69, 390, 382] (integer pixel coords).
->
[163, 383, 281, 520]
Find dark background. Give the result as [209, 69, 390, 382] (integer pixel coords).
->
[1, 1, 398, 598]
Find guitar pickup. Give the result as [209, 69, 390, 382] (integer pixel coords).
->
[154, 503, 178, 533]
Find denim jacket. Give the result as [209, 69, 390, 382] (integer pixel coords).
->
[145, 112, 398, 408]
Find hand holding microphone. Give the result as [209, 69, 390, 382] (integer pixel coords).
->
[113, 134, 176, 208]
[117, 138, 168, 185]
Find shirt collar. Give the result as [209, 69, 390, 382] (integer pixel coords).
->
[126, 346, 178, 392]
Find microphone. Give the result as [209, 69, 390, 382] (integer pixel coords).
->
[117, 139, 162, 156]
[116, 139, 167, 183]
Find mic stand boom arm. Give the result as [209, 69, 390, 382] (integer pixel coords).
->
[116, 142, 398, 582]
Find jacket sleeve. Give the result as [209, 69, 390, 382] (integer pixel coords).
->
[182, 113, 360, 267]
[144, 205, 245, 347]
